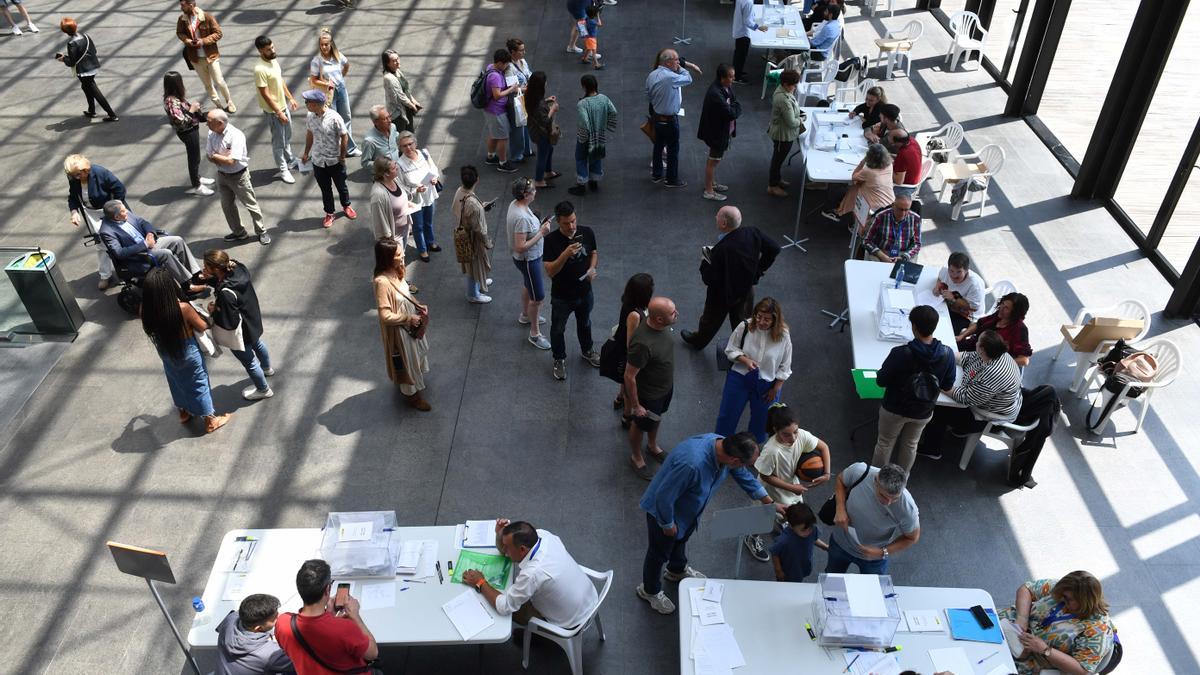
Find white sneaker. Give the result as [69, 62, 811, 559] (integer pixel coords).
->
[468, 294, 493, 304]
[518, 314, 547, 326]
[241, 386, 274, 401]
[10, 25, 21, 36]
[262, 367, 276, 377]
[347, 148, 362, 157]
[702, 191, 727, 201]
[566, 45, 583, 53]
[25, 22, 38, 33]
[279, 170, 296, 184]
[485, 278, 493, 285]
[199, 176, 215, 186]
[603, 0, 617, 4]
[635, 584, 676, 614]
[187, 185, 215, 196]
[528, 334, 551, 350]
[663, 565, 706, 582]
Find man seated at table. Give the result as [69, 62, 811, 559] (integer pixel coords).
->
[933, 251, 985, 334]
[890, 130, 923, 196]
[805, 4, 842, 59]
[829, 462, 920, 574]
[274, 559, 379, 675]
[916, 330, 1024, 461]
[864, 103, 903, 150]
[463, 519, 598, 629]
[861, 193, 921, 262]
[216, 594, 295, 675]
[98, 200, 203, 287]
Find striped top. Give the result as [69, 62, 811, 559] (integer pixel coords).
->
[952, 351, 1023, 422]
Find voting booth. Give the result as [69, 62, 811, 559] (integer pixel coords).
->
[812, 573, 902, 649]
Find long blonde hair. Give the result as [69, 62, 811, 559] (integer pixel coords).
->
[318, 27, 342, 61]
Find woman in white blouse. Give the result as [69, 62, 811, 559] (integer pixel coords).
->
[396, 131, 442, 263]
[715, 297, 793, 443]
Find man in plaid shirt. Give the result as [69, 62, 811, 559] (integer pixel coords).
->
[863, 194, 922, 263]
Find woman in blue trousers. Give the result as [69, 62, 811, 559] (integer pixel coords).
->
[715, 297, 793, 443]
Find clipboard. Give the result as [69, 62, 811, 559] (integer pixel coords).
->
[461, 520, 497, 548]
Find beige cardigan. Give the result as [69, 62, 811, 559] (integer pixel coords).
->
[372, 273, 426, 385]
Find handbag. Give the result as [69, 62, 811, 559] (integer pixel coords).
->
[422, 150, 444, 193]
[818, 464, 870, 526]
[549, 122, 562, 145]
[639, 117, 656, 143]
[288, 614, 383, 675]
[396, 286, 429, 340]
[453, 196, 474, 264]
[182, 45, 195, 71]
[210, 287, 245, 351]
[190, 302, 222, 358]
[716, 320, 753, 372]
[598, 337, 624, 383]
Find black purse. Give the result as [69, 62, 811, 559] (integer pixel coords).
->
[818, 464, 870, 526]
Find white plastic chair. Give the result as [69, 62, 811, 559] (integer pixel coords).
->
[895, 155, 934, 197]
[874, 20, 923, 79]
[834, 78, 875, 107]
[1079, 338, 1181, 432]
[866, 0, 896, 17]
[944, 11, 989, 71]
[521, 566, 612, 675]
[915, 122, 965, 164]
[954, 408, 1040, 471]
[1052, 299, 1152, 393]
[982, 279, 1018, 316]
[797, 55, 840, 104]
[936, 144, 1005, 220]
[762, 53, 806, 100]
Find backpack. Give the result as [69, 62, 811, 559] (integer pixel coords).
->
[1085, 340, 1158, 433]
[117, 284, 142, 315]
[469, 68, 491, 110]
[1009, 385, 1061, 485]
[900, 345, 941, 411]
[834, 55, 868, 83]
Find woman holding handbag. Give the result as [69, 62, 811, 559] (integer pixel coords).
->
[140, 268, 231, 433]
[450, 165, 494, 304]
[372, 238, 431, 411]
[525, 71, 562, 189]
[197, 249, 274, 402]
[163, 71, 215, 196]
[607, 273, 654, 426]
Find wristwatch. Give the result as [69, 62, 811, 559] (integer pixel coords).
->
[473, 578, 486, 593]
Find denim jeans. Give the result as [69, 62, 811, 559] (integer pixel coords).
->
[534, 137, 555, 181]
[825, 537, 890, 575]
[232, 335, 272, 392]
[714, 369, 779, 444]
[574, 141, 603, 184]
[265, 110, 295, 172]
[643, 513, 698, 595]
[467, 275, 482, 298]
[412, 203, 437, 253]
[313, 162, 351, 215]
[330, 83, 359, 155]
[509, 124, 530, 162]
[652, 116, 681, 183]
[549, 290, 594, 360]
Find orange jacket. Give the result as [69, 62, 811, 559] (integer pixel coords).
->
[176, 10, 222, 63]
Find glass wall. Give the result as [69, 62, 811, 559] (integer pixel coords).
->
[983, 0, 1032, 82]
[1161, 169, 1200, 274]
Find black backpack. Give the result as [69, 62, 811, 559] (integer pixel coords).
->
[117, 284, 142, 315]
[835, 55, 868, 83]
[468, 68, 491, 110]
[900, 345, 941, 410]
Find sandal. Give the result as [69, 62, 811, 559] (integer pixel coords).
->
[178, 408, 192, 424]
[545, 171, 562, 180]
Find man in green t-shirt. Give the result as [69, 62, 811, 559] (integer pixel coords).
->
[624, 296, 678, 481]
[253, 35, 299, 184]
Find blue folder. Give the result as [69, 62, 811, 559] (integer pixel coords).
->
[946, 608, 1004, 644]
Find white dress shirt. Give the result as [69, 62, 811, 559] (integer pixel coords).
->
[206, 124, 249, 173]
[732, 0, 760, 39]
[725, 322, 793, 382]
[494, 530, 598, 629]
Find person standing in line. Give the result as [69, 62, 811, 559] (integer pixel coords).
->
[731, 0, 768, 84]
[56, 17, 118, 121]
[766, 68, 802, 198]
[359, 105, 400, 169]
[139, 268, 232, 434]
[1, 0, 37, 35]
[372, 238, 431, 411]
[205, 110, 270, 245]
[381, 49, 421, 133]
[697, 63, 741, 202]
[253, 35, 298, 184]
[367, 157, 418, 272]
[175, 0, 234, 113]
[525, 71, 562, 189]
[565, 0, 588, 54]
[505, 38, 534, 163]
[829, 462, 920, 574]
[396, 131, 442, 262]
[197, 249, 274, 402]
[300, 89, 356, 229]
[64, 154, 125, 289]
[568, 74, 618, 196]
[715, 297, 792, 444]
[483, 49, 522, 173]
[681, 206, 781, 350]
[507, 178, 553, 350]
[542, 200, 600, 381]
[309, 28, 361, 158]
[646, 48, 702, 188]
[611, 273, 655, 423]
[624, 296, 678, 480]
[637, 431, 783, 613]
[451, 165, 495, 304]
[163, 71, 215, 196]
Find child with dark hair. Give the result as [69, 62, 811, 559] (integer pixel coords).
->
[771, 503, 828, 582]
[216, 594, 295, 675]
[581, 5, 603, 70]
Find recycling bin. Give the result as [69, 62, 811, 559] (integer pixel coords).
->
[5, 251, 85, 334]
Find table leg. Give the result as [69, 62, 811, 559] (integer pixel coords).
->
[887, 53, 895, 80]
[820, 308, 849, 329]
[783, 146, 810, 254]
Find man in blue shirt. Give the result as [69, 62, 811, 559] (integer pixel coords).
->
[731, 0, 768, 84]
[636, 432, 784, 614]
[807, 4, 842, 60]
[645, 49, 703, 188]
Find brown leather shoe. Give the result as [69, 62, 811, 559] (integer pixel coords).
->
[404, 392, 432, 411]
[204, 413, 232, 433]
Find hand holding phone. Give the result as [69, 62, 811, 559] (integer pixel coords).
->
[334, 582, 351, 614]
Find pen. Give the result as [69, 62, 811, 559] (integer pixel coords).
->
[978, 652, 999, 665]
[436, 561, 444, 584]
[883, 593, 897, 598]
[805, 623, 816, 640]
[233, 549, 243, 569]
[843, 654, 860, 673]
[404, 579, 427, 584]
[400, 587, 411, 593]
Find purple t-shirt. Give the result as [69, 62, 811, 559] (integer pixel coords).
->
[485, 68, 507, 116]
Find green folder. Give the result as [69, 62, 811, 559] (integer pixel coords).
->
[852, 369, 886, 399]
[451, 549, 512, 590]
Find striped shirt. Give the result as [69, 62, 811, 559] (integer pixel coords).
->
[863, 209, 922, 261]
[953, 351, 1023, 422]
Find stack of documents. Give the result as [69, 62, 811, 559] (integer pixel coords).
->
[442, 590, 494, 640]
[901, 609, 944, 632]
[688, 582, 745, 673]
[395, 540, 438, 578]
[461, 520, 495, 548]
[844, 651, 902, 675]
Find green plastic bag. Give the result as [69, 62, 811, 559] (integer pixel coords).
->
[451, 549, 512, 590]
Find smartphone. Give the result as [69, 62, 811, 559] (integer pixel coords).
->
[334, 583, 350, 613]
[970, 604, 994, 629]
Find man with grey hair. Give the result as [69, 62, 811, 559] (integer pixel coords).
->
[828, 461, 920, 574]
[862, 192, 921, 263]
[205, 109, 270, 245]
[97, 201, 201, 286]
[681, 206, 780, 349]
[646, 48, 703, 188]
[359, 105, 399, 169]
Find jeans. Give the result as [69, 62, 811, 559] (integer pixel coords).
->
[412, 202, 437, 253]
[825, 537, 890, 575]
[330, 83, 359, 155]
[177, 126, 201, 188]
[574, 141, 604, 183]
[509, 124, 530, 162]
[266, 110, 295, 172]
[467, 276, 482, 299]
[732, 36, 751, 79]
[652, 116, 681, 183]
[769, 140, 793, 187]
[313, 162, 351, 215]
[78, 75, 115, 117]
[643, 512, 698, 595]
[549, 290, 594, 360]
[232, 335, 272, 392]
[714, 369, 779, 444]
[535, 137, 555, 181]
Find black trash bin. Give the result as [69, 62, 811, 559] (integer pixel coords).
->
[5, 251, 86, 334]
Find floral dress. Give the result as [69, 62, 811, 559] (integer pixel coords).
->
[998, 578, 1116, 674]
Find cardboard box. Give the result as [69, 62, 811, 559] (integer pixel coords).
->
[1059, 317, 1144, 353]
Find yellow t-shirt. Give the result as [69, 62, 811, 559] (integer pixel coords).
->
[254, 58, 286, 113]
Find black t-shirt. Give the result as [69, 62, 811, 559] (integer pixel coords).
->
[852, 102, 881, 129]
[542, 226, 597, 299]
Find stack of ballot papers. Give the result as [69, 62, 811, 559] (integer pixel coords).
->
[395, 540, 438, 578]
[688, 582, 745, 673]
[900, 609, 944, 632]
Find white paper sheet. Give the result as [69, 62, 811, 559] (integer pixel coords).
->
[694, 653, 733, 675]
[359, 581, 396, 610]
[338, 521, 372, 542]
[985, 663, 1011, 675]
[844, 652, 901, 675]
[695, 624, 745, 670]
[698, 601, 725, 626]
[396, 541, 421, 573]
[689, 586, 705, 617]
[902, 609, 944, 632]
[442, 590, 495, 640]
[844, 574, 888, 618]
[221, 573, 248, 602]
[928, 647, 974, 674]
[914, 289, 941, 308]
[462, 520, 495, 548]
[702, 581, 724, 603]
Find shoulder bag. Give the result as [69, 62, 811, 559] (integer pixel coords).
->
[287, 614, 382, 675]
[189, 302, 222, 358]
[453, 196, 474, 264]
[818, 464, 870, 526]
[395, 285, 429, 340]
[421, 149, 444, 193]
[210, 287, 245, 351]
[716, 319, 753, 372]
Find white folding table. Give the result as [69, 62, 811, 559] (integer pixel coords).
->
[749, 4, 811, 83]
[784, 107, 868, 253]
[677, 578, 1017, 674]
[187, 527, 513, 649]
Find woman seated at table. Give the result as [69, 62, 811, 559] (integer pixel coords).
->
[998, 571, 1116, 675]
[848, 86, 886, 129]
[821, 143, 893, 223]
[956, 292, 1032, 367]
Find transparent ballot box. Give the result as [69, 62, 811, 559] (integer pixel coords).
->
[319, 511, 401, 578]
[812, 573, 901, 649]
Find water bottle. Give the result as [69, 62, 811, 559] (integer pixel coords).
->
[191, 595, 212, 627]
[192, 596, 205, 613]
[895, 262, 905, 288]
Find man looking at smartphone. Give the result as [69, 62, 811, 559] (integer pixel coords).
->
[274, 559, 378, 674]
[542, 200, 600, 381]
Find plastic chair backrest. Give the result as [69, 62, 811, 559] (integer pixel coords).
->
[901, 20, 924, 42]
[938, 122, 965, 151]
[977, 144, 1005, 175]
[984, 279, 1018, 315]
[896, 157, 933, 190]
[580, 566, 613, 631]
[949, 11, 982, 40]
[1139, 339, 1182, 387]
[852, 369, 886, 399]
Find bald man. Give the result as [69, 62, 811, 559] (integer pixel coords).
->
[682, 207, 780, 349]
[206, 109, 269, 244]
[624, 296, 679, 480]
